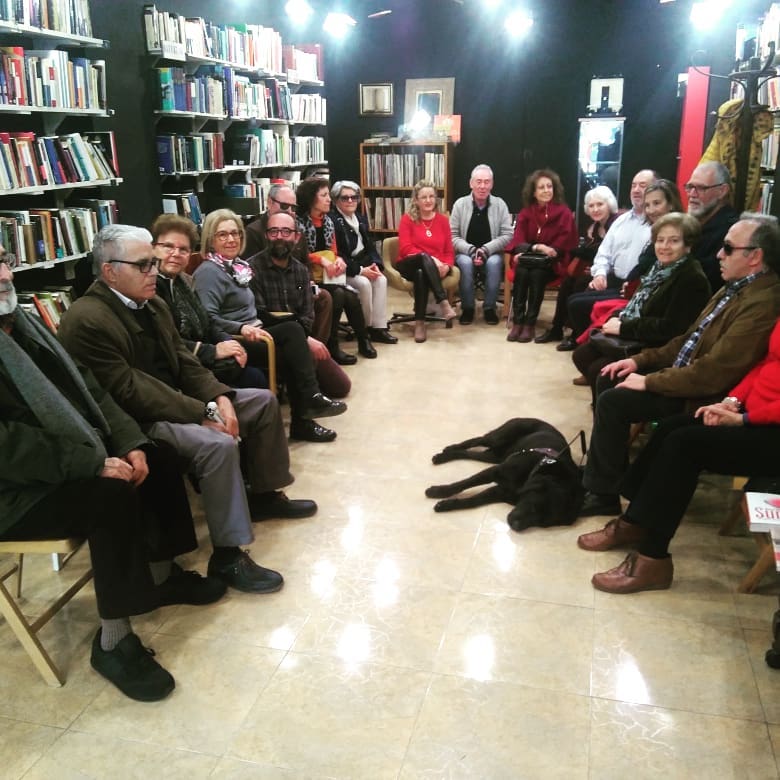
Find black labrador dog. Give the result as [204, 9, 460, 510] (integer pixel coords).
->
[426, 418, 585, 531]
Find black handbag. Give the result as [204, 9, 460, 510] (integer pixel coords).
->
[588, 328, 644, 360]
[514, 252, 553, 271]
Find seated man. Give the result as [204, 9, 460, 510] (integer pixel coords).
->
[0, 254, 224, 701]
[58, 225, 318, 594]
[449, 164, 513, 325]
[577, 318, 780, 593]
[580, 212, 780, 518]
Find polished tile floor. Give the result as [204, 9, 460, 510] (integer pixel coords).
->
[2, 290, 780, 779]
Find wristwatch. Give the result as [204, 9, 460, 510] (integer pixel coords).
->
[722, 396, 743, 411]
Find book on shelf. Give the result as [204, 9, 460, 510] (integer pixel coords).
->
[161, 191, 203, 226]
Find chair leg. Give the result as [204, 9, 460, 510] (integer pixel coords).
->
[738, 534, 775, 594]
[16, 553, 23, 598]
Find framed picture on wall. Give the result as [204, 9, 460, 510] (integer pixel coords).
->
[360, 83, 394, 116]
[404, 78, 455, 124]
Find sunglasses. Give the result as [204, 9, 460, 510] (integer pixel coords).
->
[270, 196, 296, 211]
[721, 242, 757, 256]
[338, 194, 360, 202]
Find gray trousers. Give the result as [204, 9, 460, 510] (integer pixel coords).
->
[148, 389, 293, 547]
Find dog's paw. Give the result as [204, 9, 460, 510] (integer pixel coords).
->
[431, 452, 448, 464]
[425, 485, 450, 498]
[433, 498, 458, 512]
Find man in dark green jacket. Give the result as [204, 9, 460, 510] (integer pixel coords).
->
[0, 255, 224, 702]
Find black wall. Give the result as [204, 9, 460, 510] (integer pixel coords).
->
[88, 0, 771, 226]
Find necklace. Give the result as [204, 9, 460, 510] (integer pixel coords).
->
[421, 216, 435, 238]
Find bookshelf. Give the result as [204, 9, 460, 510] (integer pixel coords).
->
[143, 5, 327, 221]
[359, 141, 453, 234]
[0, 1, 121, 278]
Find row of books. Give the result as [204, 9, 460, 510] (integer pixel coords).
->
[224, 128, 325, 169]
[157, 66, 225, 116]
[16, 285, 73, 332]
[758, 178, 774, 216]
[282, 45, 321, 83]
[364, 196, 412, 232]
[161, 191, 203, 226]
[156, 132, 224, 175]
[143, 5, 284, 75]
[363, 152, 447, 188]
[222, 171, 303, 206]
[761, 124, 780, 169]
[0, 0, 92, 37]
[0, 46, 105, 109]
[1, 202, 116, 265]
[0, 130, 118, 191]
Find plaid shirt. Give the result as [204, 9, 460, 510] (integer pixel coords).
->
[248, 250, 314, 335]
[673, 272, 763, 368]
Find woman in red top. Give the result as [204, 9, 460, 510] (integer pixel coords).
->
[577, 318, 780, 594]
[506, 169, 578, 343]
[397, 179, 457, 343]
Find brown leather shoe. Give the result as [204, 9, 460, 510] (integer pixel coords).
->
[577, 516, 646, 551]
[592, 552, 673, 594]
[517, 324, 534, 342]
[572, 375, 588, 386]
[507, 324, 522, 342]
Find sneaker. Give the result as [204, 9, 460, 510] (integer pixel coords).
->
[483, 308, 499, 325]
[91, 630, 175, 702]
[157, 563, 227, 606]
[207, 550, 284, 594]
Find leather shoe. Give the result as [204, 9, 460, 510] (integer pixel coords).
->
[248, 490, 318, 520]
[157, 563, 227, 606]
[207, 550, 284, 593]
[577, 516, 646, 551]
[517, 324, 534, 343]
[507, 324, 522, 342]
[556, 336, 577, 351]
[91, 630, 175, 702]
[579, 491, 622, 517]
[358, 338, 377, 358]
[592, 552, 673, 594]
[534, 326, 563, 344]
[331, 348, 357, 365]
[459, 307, 474, 325]
[301, 392, 347, 420]
[484, 308, 499, 325]
[289, 418, 337, 442]
[369, 328, 397, 344]
[572, 375, 589, 386]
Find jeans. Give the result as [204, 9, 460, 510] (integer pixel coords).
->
[455, 253, 503, 310]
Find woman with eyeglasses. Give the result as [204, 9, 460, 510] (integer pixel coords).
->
[151, 214, 267, 389]
[296, 176, 377, 364]
[330, 180, 397, 345]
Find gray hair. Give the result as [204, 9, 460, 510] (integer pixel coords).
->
[697, 161, 732, 187]
[92, 224, 153, 275]
[740, 211, 780, 274]
[470, 164, 493, 180]
[268, 182, 294, 201]
[583, 185, 618, 213]
[330, 180, 361, 200]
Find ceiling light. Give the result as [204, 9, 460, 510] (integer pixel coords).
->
[504, 9, 533, 36]
[285, 0, 313, 25]
[323, 12, 357, 39]
[690, 0, 731, 31]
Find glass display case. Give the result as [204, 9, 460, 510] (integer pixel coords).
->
[575, 116, 624, 229]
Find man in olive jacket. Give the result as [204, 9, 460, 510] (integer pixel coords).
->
[580, 213, 780, 517]
[58, 224, 317, 595]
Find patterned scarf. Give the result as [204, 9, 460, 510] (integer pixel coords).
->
[301, 212, 335, 254]
[207, 251, 253, 286]
[621, 254, 688, 320]
[158, 274, 210, 341]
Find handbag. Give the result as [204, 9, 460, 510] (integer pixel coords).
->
[514, 252, 553, 271]
[588, 328, 644, 360]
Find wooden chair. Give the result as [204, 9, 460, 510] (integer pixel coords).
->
[0, 538, 93, 686]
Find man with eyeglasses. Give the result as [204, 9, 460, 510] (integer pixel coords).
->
[577, 213, 780, 520]
[58, 224, 318, 596]
[684, 161, 739, 294]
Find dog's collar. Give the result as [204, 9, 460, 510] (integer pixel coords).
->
[528, 447, 560, 460]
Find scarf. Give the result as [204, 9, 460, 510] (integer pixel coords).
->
[301, 212, 335, 254]
[207, 251, 253, 286]
[158, 274, 210, 341]
[339, 210, 365, 256]
[0, 308, 110, 460]
[620, 254, 688, 320]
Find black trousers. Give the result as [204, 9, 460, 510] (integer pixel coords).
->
[511, 266, 556, 325]
[572, 341, 611, 405]
[552, 274, 590, 329]
[396, 253, 448, 319]
[620, 414, 780, 557]
[583, 387, 685, 494]
[245, 320, 319, 418]
[323, 284, 368, 346]
[566, 273, 624, 337]
[0, 443, 197, 620]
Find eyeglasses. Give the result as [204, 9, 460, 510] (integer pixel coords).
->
[111, 258, 160, 274]
[270, 197, 296, 211]
[721, 242, 757, 256]
[214, 230, 241, 241]
[154, 241, 190, 256]
[266, 227, 296, 238]
[684, 182, 725, 194]
[338, 194, 360, 202]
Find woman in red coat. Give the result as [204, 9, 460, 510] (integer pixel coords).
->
[506, 169, 578, 343]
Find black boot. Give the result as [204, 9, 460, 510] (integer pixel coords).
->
[358, 335, 377, 358]
[328, 340, 357, 365]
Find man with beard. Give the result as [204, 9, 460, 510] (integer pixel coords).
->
[0, 251, 225, 701]
[684, 162, 739, 294]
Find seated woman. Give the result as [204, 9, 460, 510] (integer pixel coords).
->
[577, 318, 780, 593]
[151, 214, 266, 389]
[330, 179, 397, 345]
[506, 169, 578, 343]
[192, 208, 348, 444]
[571, 212, 710, 402]
[396, 179, 457, 343]
[297, 176, 377, 364]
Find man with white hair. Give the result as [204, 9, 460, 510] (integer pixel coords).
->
[449, 164, 513, 324]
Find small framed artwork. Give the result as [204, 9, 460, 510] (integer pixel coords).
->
[404, 78, 455, 124]
[360, 83, 394, 116]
